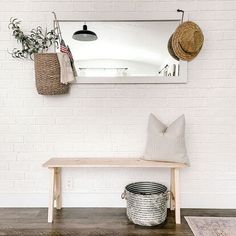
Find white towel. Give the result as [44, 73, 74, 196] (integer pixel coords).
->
[57, 53, 75, 84]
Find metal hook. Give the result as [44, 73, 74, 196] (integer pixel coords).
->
[52, 11, 62, 42]
[177, 9, 185, 23]
[52, 11, 57, 20]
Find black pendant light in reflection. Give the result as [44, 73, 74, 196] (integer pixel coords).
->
[72, 23, 97, 41]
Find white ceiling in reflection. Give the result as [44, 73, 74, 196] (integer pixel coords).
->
[59, 21, 179, 76]
[61, 21, 178, 61]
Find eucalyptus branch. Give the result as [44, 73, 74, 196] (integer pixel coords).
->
[8, 18, 59, 59]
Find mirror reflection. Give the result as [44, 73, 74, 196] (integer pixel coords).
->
[59, 21, 180, 78]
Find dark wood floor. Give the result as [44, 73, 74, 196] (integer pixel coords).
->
[0, 208, 236, 236]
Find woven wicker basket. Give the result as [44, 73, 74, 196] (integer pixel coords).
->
[122, 182, 169, 226]
[34, 53, 69, 95]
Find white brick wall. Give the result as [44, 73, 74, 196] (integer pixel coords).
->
[0, 0, 236, 208]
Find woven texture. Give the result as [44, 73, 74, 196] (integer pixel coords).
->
[172, 21, 204, 61]
[34, 53, 69, 95]
[167, 34, 179, 61]
[123, 182, 168, 226]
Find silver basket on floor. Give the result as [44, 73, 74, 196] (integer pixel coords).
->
[121, 182, 169, 226]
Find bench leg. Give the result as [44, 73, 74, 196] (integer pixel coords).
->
[174, 168, 181, 224]
[55, 167, 62, 210]
[170, 168, 175, 210]
[48, 167, 55, 223]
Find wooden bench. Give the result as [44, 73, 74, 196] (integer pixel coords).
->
[43, 158, 187, 224]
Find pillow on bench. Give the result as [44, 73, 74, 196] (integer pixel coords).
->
[143, 114, 189, 165]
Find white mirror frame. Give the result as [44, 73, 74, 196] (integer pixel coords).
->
[55, 12, 188, 84]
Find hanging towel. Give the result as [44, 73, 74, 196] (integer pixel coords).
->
[60, 39, 78, 79]
[57, 52, 75, 84]
[67, 46, 78, 78]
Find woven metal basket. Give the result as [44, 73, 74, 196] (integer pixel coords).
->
[122, 182, 169, 226]
[34, 53, 69, 95]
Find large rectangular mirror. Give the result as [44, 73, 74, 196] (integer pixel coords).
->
[58, 20, 187, 84]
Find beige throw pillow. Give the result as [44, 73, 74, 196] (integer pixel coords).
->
[143, 114, 189, 165]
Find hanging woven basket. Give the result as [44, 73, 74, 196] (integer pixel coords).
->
[34, 53, 69, 95]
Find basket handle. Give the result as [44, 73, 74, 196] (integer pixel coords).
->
[166, 191, 171, 200]
[121, 190, 127, 200]
[169, 191, 174, 201]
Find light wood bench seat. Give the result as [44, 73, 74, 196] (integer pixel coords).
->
[43, 158, 186, 168]
[43, 158, 187, 224]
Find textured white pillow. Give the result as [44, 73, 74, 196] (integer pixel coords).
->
[143, 114, 189, 165]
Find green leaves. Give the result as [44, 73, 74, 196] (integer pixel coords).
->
[8, 18, 59, 59]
